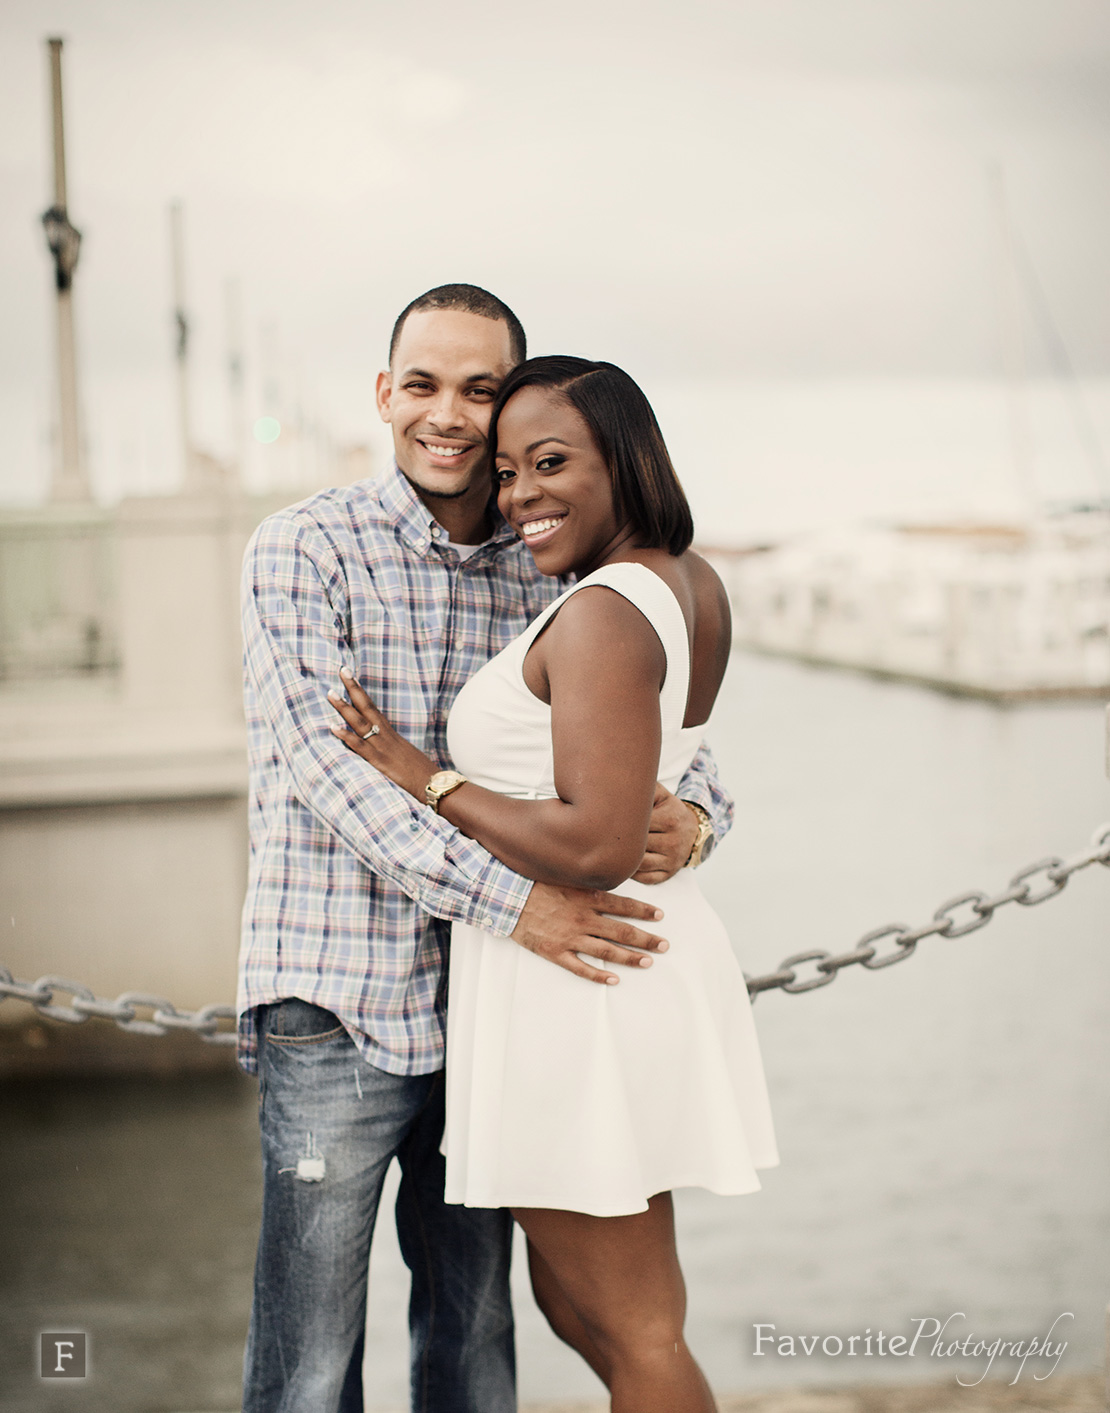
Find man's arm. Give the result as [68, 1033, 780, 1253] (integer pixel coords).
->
[243, 514, 665, 981]
[244, 514, 529, 932]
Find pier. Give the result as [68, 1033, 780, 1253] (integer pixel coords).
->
[704, 514, 1110, 702]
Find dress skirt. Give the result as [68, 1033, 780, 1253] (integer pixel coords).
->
[443, 870, 779, 1217]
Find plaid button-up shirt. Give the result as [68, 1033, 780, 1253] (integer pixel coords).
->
[237, 461, 734, 1076]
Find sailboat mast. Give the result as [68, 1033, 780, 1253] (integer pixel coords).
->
[987, 164, 1037, 515]
[224, 277, 246, 488]
[170, 201, 200, 493]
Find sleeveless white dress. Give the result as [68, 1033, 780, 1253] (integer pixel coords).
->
[444, 561, 779, 1216]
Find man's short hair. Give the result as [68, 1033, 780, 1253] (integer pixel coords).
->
[389, 284, 527, 366]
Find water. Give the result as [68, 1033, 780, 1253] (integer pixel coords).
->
[0, 1074, 259, 1413]
[672, 652, 1110, 1395]
[3, 652, 1107, 1411]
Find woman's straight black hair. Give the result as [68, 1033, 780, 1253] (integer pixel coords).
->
[488, 356, 695, 556]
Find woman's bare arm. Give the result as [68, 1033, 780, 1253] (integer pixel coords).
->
[329, 587, 667, 890]
[438, 588, 665, 888]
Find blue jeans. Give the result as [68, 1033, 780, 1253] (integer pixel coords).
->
[243, 999, 515, 1413]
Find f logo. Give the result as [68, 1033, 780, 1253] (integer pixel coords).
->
[40, 1332, 86, 1378]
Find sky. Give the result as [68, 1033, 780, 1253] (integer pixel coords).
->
[1, 0, 1109, 500]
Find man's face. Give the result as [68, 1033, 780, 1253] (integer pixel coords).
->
[376, 309, 517, 504]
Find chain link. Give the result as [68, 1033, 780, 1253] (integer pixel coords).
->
[0, 966, 236, 1046]
[743, 820, 1110, 1000]
[2, 823, 1108, 1033]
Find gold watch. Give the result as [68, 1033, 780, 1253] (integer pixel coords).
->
[425, 769, 468, 813]
[682, 802, 715, 868]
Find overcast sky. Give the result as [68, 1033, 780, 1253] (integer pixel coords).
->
[2, 0, 1108, 480]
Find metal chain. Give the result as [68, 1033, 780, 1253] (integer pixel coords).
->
[744, 820, 1110, 999]
[2, 823, 1108, 1038]
[0, 970, 236, 1046]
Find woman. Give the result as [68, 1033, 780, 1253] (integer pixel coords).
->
[329, 356, 777, 1412]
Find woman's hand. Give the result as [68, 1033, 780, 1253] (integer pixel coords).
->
[327, 668, 436, 802]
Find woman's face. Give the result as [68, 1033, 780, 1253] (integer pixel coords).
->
[494, 385, 627, 577]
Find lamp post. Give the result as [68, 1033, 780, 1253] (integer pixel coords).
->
[41, 36, 90, 503]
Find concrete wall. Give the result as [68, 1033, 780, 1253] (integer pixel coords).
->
[1, 794, 246, 1010]
[0, 485, 330, 1042]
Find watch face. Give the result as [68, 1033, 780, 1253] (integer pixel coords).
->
[427, 771, 465, 808]
[689, 816, 714, 866]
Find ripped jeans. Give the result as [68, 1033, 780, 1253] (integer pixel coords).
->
[243, 999, 515, 1413]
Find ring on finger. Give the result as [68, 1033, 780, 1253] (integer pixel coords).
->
[361, 725, 380, 740]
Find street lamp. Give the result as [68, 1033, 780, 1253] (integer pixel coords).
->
[41, 36, 89, 502]
[41, 203, 81, 292]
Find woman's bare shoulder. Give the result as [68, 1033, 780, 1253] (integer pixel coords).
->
[682, 549, 729, 607]
[672, 550, 731, 641]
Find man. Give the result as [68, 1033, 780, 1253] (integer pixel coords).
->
[237, 284, 731, 1413]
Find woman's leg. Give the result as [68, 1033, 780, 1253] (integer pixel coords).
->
[512, 1193, 717, 1413]
[525, 1238, 611, 1385]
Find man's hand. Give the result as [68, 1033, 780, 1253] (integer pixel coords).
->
[632, 784, 699, 884]
[510, 882, 669, 985]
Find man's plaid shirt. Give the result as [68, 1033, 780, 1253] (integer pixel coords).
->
[237, 461, 734, 1076]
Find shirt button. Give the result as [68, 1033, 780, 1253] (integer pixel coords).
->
[430, 525, 441, 537]
[482, 915, 495, 928]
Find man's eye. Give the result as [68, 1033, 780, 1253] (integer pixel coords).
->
[469, 387, 495, 399]
[406, 381, 434, 393]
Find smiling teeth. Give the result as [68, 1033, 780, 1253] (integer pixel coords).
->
[425, 444, 466, 457]
[521, 517, 565, 538]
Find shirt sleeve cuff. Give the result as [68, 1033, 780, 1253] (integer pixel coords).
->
[677, 746, 734, 843]
[678, 774, 714, 818]
[458, 851, 534, 937]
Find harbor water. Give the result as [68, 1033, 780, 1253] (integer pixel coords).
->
[2, 649, 1107, 1411]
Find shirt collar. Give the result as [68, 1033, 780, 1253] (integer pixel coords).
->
[377, 459, 518, 559]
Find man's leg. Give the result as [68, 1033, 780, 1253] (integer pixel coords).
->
[243, 999, 437, 1413]
[394, 1074, 516, 1413]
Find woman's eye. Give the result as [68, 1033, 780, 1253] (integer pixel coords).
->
[536, 456, 564, 472]
[494, 467, 515, 484]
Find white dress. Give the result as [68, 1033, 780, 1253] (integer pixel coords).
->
[444, 561, 779, 1216]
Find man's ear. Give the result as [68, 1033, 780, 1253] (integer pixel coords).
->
[375, 369, 393, 424]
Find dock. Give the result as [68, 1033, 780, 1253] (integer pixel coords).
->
[703, 515, 1110, 702]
